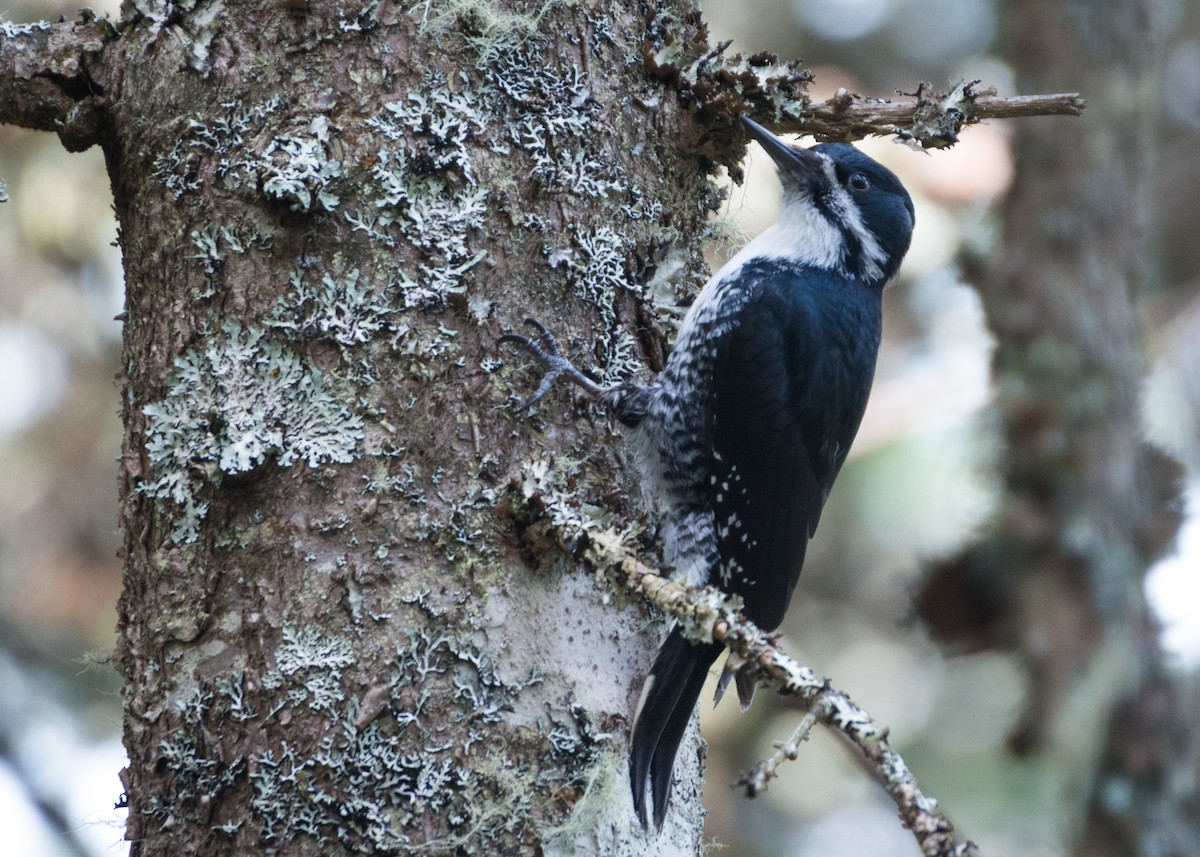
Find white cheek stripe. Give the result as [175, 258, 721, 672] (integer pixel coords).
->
[825, 184, 886, 282]
[674, 151, 891, 357]
[718, 203, 843, 284]
[714, 152, 887, 284]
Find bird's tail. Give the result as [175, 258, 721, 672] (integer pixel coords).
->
[629, 626, 724, 830]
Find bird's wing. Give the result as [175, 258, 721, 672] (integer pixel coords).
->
[708, 268, 875, 631]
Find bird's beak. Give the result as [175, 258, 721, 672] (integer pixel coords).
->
[740, 116, 826, 188]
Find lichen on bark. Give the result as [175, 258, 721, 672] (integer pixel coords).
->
[98, 1, 732, 853]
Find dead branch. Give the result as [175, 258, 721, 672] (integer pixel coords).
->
[784, 80, 1085, 147]
[738, 693, 831, 797]
[584, 528, 973, 857]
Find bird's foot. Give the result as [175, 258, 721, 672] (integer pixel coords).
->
[499, 318, 604, 412]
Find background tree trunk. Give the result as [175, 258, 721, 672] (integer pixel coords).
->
[919, 1, 1197, 853]
[86, 1, 729, 853]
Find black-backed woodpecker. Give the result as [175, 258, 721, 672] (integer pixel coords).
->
[502, 116, 915, 831]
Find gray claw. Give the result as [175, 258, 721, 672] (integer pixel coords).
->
[499, 318, 604, 411]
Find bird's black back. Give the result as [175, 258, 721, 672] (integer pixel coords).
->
[708, 259, 883, 630]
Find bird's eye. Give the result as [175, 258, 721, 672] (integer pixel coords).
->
[848, 173, 871, 192]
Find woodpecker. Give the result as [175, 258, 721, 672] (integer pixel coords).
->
[502, 116, 915, 830]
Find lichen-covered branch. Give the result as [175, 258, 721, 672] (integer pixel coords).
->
[582, 531, 972, 857]
[0, 12, 117, 150]
[781, 81, 1085, 147]
[644, 12, 1084, 157]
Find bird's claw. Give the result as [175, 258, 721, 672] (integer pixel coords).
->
[500, 318, 602, 412]
[498, 317, 565, 370]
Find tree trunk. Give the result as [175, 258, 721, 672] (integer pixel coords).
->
[18, 1, 733, 853]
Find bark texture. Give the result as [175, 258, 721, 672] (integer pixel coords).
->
[73, 1, 741, 853]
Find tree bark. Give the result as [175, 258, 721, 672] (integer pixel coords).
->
[1, 2, 740, 853]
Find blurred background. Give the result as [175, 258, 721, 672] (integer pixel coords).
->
[1, 0, 1198, 855]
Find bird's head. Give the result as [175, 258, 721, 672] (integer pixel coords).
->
[741, 116, 915, 287]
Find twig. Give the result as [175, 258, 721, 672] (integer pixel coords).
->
[582, 529, 973, 857]
[739, 692, 832, 797]
[646, 30, 1084, 154]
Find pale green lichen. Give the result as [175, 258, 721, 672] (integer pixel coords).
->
[218, 626, 550, 852]
[349, 77, 490, 310]
[413, 0, 552, 63]
[151, 96, 286, 197]
[250, 727, 470, 849]
[368, 150, 489, 254]
[151, 730, 244, 806]
[125, 0, 224, 73]
[268, 269, 395, 345]
[139, 321, 364, 543]
[145, 686, 247, 821]
[262, 626, 356, 713]
[489, 43, 611, 199]
[366, 79, 487, 183]
[189, 222, 273, 299]
[546, 226, 644, 383]
[520, 458, 603, 547]
[150, 97, 346, 214]
[214, 671, 257, 722]
[261, 124, 344, 212]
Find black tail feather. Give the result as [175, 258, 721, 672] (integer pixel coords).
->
[629, 627, 723, 830]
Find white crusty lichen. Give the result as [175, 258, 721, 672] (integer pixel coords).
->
[150, 98, 346, 214]
[368, 150, 488, 255]
[0, 17, 52, 37]
[268, 269, 395, 346]
[261, 123, 343, 212]
[367, 80, 486, 183]
[351, 75, 490, 309]
[126, 0, 223, 72]
[151, 96, 283, 197]
[241, 626, 546, 851]
[491, 46, 612, 198]
[261, 626, 356, 713]
[140, 590, 600, 849]
[338, 0, 382, 33]
[189, 222, 273, 299]
[548, 226, 643, 383]
[139, 321, 364, 543]
[519, 458, 606, 547]
[391, 256, 487, 310]
[249, 723, 470, 849]
[259, 128, 343, 213]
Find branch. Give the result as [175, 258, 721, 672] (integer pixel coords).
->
[582, 530, 972, 857]
[643, 16, 1084, 159]
[779, 80, 1085, 148]
[738, 692, 830, 797]
[0, 12, 118, 151]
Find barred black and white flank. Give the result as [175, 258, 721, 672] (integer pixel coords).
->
[503, 116, 915, 831]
